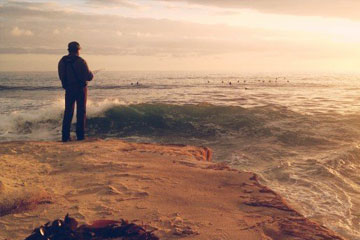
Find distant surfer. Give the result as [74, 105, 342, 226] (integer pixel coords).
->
[58, 41, 93, 142]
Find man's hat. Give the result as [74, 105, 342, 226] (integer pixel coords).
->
[68, 41, 81, 52]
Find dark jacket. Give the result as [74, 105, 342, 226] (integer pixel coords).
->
[58, 55, 93, 90]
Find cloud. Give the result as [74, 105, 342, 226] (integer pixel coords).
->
[3, 1, 279, 56]
[156, 0, 360, 20]
[10, 27, 33, 36]
[0, 47, 63, 54]
[134, 32, 163, 38]
[86, 0, 142, 8]
[2, 1, 360, 72]
[1, 0, 358, 63]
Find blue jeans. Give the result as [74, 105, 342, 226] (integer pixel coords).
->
[62, 87, 87, 141]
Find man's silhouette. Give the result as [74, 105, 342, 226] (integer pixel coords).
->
[58, 41, 93, 142]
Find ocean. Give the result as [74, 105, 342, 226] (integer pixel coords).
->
[1, 71, 360, 239]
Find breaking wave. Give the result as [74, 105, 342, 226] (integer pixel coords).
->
[0, 102, 337, 146]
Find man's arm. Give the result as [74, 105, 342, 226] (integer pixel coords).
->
[79, 58, 93, 82]
[58, 58, 67, 89]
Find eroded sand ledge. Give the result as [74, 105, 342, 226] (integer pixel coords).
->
[0, 139, 344, 240]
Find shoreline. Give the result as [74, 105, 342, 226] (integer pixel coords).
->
[0, 139, 344, 239]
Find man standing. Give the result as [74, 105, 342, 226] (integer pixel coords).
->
[58, 41, 93, 142]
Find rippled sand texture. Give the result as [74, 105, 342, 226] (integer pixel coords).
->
[0, 139, 343, 239]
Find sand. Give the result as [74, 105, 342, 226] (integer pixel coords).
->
[0, 139, 344, 240]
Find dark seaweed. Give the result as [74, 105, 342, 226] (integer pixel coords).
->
[24, 214, 159, 240]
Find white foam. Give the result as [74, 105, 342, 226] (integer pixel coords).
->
[87, 98, 126, 117]
[0, 98, 145, 141]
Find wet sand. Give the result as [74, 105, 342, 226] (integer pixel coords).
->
[0, 139, 344, 239]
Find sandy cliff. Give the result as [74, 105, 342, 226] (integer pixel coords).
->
[0, 139, 344, 240]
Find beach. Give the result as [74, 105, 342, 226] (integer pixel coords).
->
[1, 72, 360, 239]
[0, 139, 344, 239]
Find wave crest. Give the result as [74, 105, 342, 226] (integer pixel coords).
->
[0, 102, 345, 147]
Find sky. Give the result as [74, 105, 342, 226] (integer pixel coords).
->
[1, 0, 360, 72]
